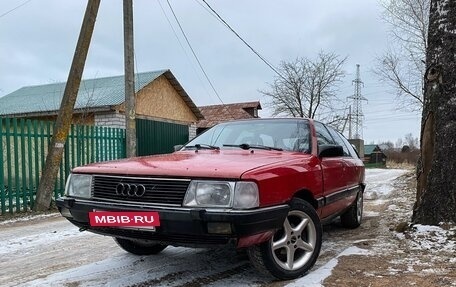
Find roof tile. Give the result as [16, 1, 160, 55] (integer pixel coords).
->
[196, 101, 261, 128]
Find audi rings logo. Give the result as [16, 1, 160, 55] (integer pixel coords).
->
[116, 183, 146, 197]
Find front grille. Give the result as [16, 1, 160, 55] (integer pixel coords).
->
[92, 175, 190, 206]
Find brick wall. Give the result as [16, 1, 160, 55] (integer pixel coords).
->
[94, 112, 126, 129]
[189, 124, 197, 140]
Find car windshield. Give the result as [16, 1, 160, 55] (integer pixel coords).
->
[184, 119, 311, 152]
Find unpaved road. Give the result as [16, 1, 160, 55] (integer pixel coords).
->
[0, 169, 416, 287]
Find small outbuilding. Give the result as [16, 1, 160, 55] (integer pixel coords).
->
[364, 144, 387, 166]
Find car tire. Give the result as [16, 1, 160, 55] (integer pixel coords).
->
[247, 198, 322, 280]
[114, 238, 168, 255]
[340, 189, 363, 229]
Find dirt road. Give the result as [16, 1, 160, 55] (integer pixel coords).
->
[2, 169, 452, 287]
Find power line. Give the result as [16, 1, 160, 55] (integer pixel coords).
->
[192, 0, 219, 22]
[199, 0, 286, 81]
[165, 0, 225, 105]
[0, 0, 33, 19]
[156, 0, 213, 100]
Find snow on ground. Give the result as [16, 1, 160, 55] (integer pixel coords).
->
[0, 226, 85, 255]
[0, 169, 418, 286]
[0, 212, 58, 226]
[285, 246, 370, 287]
[395, 224, 456, 252]
[364, 168, 408, 200]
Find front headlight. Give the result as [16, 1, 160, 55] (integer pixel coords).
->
[233, 182, 259, 209]
[183, 181, 234, 207]
[65, 173, 93, 199]
[183, 180, 259, 209]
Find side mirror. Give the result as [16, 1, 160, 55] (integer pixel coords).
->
[174, 144, 183, 152]
[318, 144, 344, 158]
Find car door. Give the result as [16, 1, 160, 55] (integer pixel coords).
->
[327, 128, 363, 189]
[326, 127, 362, 211]
[314, 122, 347, 219]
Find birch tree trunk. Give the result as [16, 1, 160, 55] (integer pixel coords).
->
[413, 0, 456, 224]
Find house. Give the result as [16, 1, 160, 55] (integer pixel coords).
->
[364, 144, 387, 165]
[196, 101, 261, 134]
[0, 70, 204, 155]
[0, 70, 203, 127]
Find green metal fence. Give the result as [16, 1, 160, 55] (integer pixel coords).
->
[0, 118, 126, 215]
[136, 118, 189, 156]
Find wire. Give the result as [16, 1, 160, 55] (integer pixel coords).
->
[165, 0, 225, 105]
[198, 0, 287, 81]
[192, 0, 219, 22]
[0, 0, 33, 19]
[156, 0, 213, 100]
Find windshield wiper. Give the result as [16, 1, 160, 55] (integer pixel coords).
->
[223, 143, 283, 151]
[185, 144, 220, 150]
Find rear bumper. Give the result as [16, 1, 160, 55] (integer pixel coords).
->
[56, 197, 289, 248]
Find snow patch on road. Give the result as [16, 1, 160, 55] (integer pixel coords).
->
[0, 213, 59, 225]
[284, 246, 370, 287]
[0, 227, 87, 255]
[364, 169, 408, 199]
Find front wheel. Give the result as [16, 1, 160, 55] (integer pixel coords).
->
[114, 238, 168, 255]
[247, 198, 322, 280]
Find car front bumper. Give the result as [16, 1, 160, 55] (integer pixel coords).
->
[56, 197, 289, 248]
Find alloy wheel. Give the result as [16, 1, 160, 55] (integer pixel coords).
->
[270, 210, 317, 271]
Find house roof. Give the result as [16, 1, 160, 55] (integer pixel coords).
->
[364, 144, 383, 155]
[196, 101, 261, 128]
[0, 70, 203, 120]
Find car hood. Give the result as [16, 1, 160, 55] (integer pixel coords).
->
[72, 150, 309, 179]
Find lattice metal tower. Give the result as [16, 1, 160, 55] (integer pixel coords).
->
[348, 64, 367, 139]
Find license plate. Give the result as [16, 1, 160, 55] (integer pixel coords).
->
[89, 211, 160, 228]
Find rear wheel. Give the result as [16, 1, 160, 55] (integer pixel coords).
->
[114, 238, 168, 255]
[340, 190, 363, 228]
[247, 198, 322, 280]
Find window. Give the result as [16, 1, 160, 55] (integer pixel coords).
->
[327, 127, 351, 157]
[185, 119, 311, 152]
[339, 134, 360, 159]
[314, 122, 335, 146]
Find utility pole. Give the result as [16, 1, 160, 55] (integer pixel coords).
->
[347, 64, 367, 139]
[124, 0, 136, 157]
[33, 0, 101, 211]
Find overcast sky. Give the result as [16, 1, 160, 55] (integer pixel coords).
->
[0, 0, 421, 144]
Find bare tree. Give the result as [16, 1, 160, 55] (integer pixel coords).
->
[413, 0, 456, 225]
[379, 140, 395, 150]
[375, 0, 430, 111]
[261, 51, 347, 127]
[404, 132, 419, 150]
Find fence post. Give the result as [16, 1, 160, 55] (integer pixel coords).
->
[27, 120, 34, 208]
[90, 125, 95, 163]
[71, 124, 76, 169]
[13, 119, 20, 212]
[5, 118, 13, 213]
[33, 120, 39, 198]
[20, 119, 27, 211]
[0, 118, 5, 215]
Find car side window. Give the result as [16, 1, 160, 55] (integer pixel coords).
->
[339, 133, 361, 159]
[314, 122, 335, 145]
[327, 127, 351, 157]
